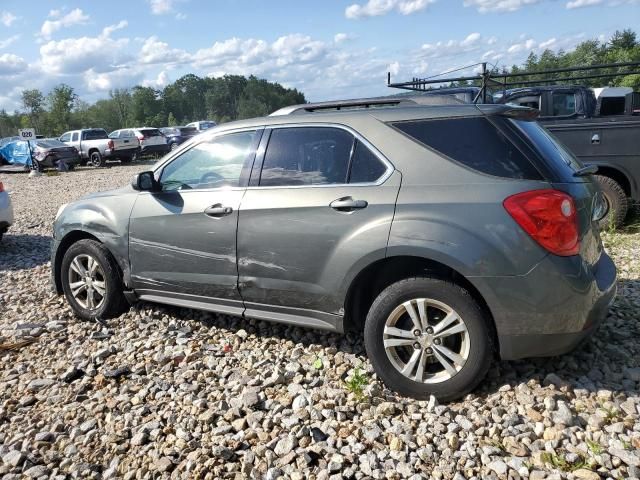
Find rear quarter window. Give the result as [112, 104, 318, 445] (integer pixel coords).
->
[392, 117, 542, 180]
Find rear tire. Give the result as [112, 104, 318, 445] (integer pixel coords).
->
[594, 175, 627, 230]
[89, 151, 105, 168]
[61, 239, 128, 321]
[364, 276, 492, 402]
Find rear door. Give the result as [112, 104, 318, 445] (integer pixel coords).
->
[236, 125, 400, 328]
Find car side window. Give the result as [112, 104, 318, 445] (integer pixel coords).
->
[122, 130, 133, 138]
[160, 130, 258, 191]
[260, 127, 353, 187]
[348, 140, 388, 183]
[108, 131, 119, 139]
[60, 133, 71, 142]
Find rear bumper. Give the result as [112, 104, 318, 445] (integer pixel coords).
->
[140, 144, 170, 155]
[472, 251, 617, 360]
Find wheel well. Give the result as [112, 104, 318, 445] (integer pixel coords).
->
[597, 167, 631, 198]
[52, 231, 102, 294]
[88, 148, 99, 156]
[343, 256, 498, 351]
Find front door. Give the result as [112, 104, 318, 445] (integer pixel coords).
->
[237, 125, 400, 328]
[129, 129, 262, 315]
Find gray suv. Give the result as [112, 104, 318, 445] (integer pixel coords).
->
[51, 97, 616, 400]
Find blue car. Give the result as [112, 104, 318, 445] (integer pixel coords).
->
[160, 126, 199, 151]
[0, 137, 81, 171]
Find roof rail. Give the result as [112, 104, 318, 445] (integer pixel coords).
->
[270, 94, 463, 116]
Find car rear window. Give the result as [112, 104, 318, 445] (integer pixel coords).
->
[36, 140, 68, 148]
[511, 119, 583, 181]
[392, 117, 542, 180]
[140, 129, 162, 138]
[200, 122, 216, 130]
[179, 127, 197, 135]
[82, 129, 108, 140]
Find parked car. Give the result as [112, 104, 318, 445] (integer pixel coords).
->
[0, 180, 13, 242]
[0, 137, 81, 171]
[185, 120, 217, 131]
[60, 129, 138, 167]
[160, 126, 198, 151]
[51, 97, 616, 400]
[495, 85, 640, 227]
[32, 139, 82, 171]
[109, 128, 169, 158]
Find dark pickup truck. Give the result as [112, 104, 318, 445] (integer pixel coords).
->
[495, 85, 640, 226]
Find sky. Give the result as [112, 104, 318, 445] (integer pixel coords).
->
[0, 0, 637, 110]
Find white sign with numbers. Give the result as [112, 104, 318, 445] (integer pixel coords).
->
[18, 128, 36, 140]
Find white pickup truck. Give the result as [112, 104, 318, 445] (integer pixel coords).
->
[59, 128, 139, 167]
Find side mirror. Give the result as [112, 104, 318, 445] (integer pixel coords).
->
[131, 171, 160, 192]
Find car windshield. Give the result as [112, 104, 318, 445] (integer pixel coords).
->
[82, 129, 108, 140]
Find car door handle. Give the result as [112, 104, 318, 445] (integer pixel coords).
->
[204, 204, 233, 217]
[330, 197, 368, 212]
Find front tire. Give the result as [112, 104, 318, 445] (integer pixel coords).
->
[364, 277, 492, 402]
[594, 175, 627, 229]
[61, 239, 128, 321]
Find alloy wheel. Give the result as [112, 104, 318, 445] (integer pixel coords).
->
[67, 254, 106, 310]
[383, 298, 470, 384]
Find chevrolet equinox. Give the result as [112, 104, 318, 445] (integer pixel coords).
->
[51, 97, 616, 400]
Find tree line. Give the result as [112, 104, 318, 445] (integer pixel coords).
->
[0, 74, 306, 138]
[442, 29, 640, 92]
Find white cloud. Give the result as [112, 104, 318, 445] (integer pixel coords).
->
[387, 61, 400, 75]
[39, 21, 131, 75]
[463, 0, 543, 12]
[148, 0, 175, 14]
[0, 53, 27, 76]
[567, 0, 638, 7]
[334, 33, 355, 43]
[140, 36, 190, 64]
[84, 67, 143, 92]
[345, 0, 435, 18]
[142, 71, 170, 89]
[507, 38, 537, 53]
[420, 32, 484, 59]
[40, 8, 90, 40]
[0, 35, 20, 50]
[1, 12, 18, 27]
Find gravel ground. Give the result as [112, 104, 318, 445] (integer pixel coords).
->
[0, 165, 639, 480]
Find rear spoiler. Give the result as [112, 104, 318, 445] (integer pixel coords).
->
[476, 104, 540, 120]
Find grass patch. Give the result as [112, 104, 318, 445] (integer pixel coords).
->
[345, 366, 369, 398]
[586, 439, 604, 455]
[540, 451, 587, 473]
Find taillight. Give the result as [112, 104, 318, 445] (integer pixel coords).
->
[0, 182, 4, 192]
[107, 139, 114, 149]
[137, 135, 144, 141]
[504, 189, 579, 256]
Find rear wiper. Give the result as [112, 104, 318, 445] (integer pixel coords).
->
[573, 165, 598, 177]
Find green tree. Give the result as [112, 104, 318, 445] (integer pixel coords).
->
[21, 89, 46, 133]
[167, 112, 177, 126]
[47, 84, 77, 135]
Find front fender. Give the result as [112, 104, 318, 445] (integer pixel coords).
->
[53, 189, 138, 286]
